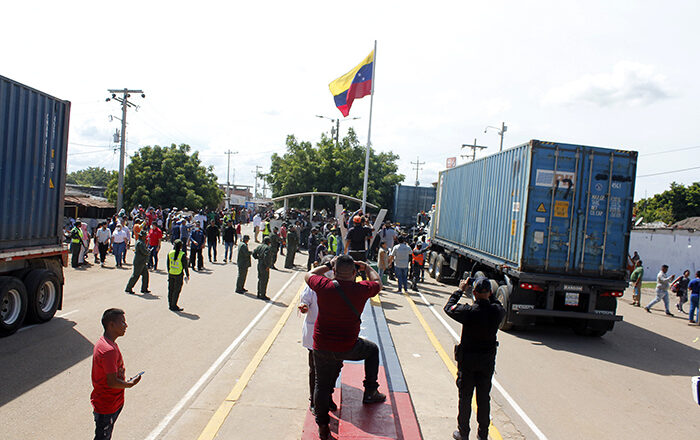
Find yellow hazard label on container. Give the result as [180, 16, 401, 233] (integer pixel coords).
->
[554, 200, 569, 218]
[49, 178, 54, 189]
[511, 219, 517, 236]
[536, 203, 546, 213]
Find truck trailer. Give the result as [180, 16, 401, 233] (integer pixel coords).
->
[428, 140, 637, 336]
[0, 75, 71, 336]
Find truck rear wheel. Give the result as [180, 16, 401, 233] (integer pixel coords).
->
[0, 276, 28, 336]
[24, 269, 61, 323]
[495, 285, 513, 331]
[434, 254, 451, 282]
[428, 252, 438, 278]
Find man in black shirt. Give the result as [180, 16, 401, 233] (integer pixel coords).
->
[205, 220, 220, 262]
[344, 216, 372, 262]
[222, 221, 236, 263]
[444, 277, 505, 440]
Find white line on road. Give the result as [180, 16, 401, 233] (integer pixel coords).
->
[144, 272, 299, 440]
[57, 309, 79, 318]
[17, 309, 80, 332]
[414, 290, 549, 440]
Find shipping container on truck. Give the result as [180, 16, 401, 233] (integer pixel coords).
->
[391, 185, 436, 226]
[0, 75, 70, 336]
[428, 140, 637, 336]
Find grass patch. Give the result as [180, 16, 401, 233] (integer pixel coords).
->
[641, 281, 656, 289]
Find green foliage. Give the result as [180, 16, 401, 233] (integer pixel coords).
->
[634, 181, 700, 224]
[105, 144, 223, 210]
[268, 128, 404, 211]
[66, 167, 116, 187]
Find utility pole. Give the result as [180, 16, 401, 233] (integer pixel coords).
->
[316, 115, 360, 148]
[253, 165, 263, 198]
[411, 156, 425, 187]
[225, 150, 238, 208]
[461, 138, 488, 162]
[106, 88, 145, 212]
[484, 121, 508, 152]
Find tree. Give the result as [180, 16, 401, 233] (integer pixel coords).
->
[268, 128, 404, 211]
[105, 144, 223, 210]
[634, 181, 700, 224]
[66, 167, 117, 187]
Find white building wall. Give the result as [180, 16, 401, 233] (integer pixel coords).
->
[629, 229, 699, 281]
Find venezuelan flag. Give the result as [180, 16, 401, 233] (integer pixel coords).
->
[329, 50, 374, 117]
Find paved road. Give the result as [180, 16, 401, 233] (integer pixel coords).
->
[1, 228, 698, 439]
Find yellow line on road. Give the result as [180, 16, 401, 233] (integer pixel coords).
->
[402, 291, 503, 440]
[197, 283, 304, 440]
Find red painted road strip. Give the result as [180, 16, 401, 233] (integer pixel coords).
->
[302, 363, 422, 439]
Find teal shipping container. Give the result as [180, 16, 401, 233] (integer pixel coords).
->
[433, 140, 637, 280]
[0, 75, 71, 251]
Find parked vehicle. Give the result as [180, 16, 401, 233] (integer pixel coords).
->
[392, 184, 435, 226]
[0, 75, 71, 336]
[428, 140, 637, 336]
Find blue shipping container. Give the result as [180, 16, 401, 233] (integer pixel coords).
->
[433, 140, 637, 279]
[392, 185, 436, 225]
[0, 75, 71, 251]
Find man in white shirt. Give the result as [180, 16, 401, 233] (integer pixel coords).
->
[194, 211, 207, 229]
[95, 223, 112, 267]
[645, 264, 676, 316]
[252, 213, 262, 242]
[389, 236, 412, 293]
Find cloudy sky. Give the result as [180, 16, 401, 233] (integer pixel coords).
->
[2, 0, 698, 201]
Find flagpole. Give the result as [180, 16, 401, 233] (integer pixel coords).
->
[361, 40, 377, 213]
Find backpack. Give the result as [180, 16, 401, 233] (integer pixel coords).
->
[252, 246, 260, 259]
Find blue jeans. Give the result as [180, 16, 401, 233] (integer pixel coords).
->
[148, 245, 159, 268]
[689, 294, 699, 322]
[93, 406, 122, 440]
[646, 289, 670, 313]
[395, 267, 408, 291]
[113, 242, 126, 266]
[224, 241, 234, 261]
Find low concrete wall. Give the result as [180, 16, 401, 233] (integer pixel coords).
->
[629, 229, 699, 281]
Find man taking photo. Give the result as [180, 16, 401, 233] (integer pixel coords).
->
[305, 255, 385, 440]
[444, 276, 505, 440]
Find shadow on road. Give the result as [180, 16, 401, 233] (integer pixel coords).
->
[174, 310, 200, 320]
[0, 318, 93, 407]
[512, 320, 700, 376]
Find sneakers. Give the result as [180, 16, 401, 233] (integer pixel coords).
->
[362, 389, 386, 404]
[645, 307, 651, 313]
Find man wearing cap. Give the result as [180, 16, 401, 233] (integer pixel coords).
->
[445, 277, 505, 440]
[344, 215, 372, 262]
[254, 237, 273, 300]
[285, 224, 299, 269]
[236, 235, 252, 294]
[305, 255, 385, 440]
[125, 230, 151, 294]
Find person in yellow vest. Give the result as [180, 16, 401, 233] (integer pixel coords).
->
[167, 239, 190, 311]
[262, 218, 271, 239]
[70, 221, 84, 268]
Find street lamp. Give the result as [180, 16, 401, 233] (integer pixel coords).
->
[484, 122, 507, 152]
[316, 115, 361, 147]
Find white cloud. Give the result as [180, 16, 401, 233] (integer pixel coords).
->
[484, 98, 512, 117]
[542, 61, 672, 107]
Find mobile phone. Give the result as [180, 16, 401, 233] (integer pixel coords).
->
[461, 271, 470, 280]
[128, 371, 145, 382]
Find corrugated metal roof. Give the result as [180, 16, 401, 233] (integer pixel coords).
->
[64, 195, 114, 209]
[670, 216, 700, 230]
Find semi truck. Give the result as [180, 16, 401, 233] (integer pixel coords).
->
[0, 75, 71, 336]
[428, 140, 637, 336]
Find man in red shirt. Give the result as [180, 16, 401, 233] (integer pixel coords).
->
[91, 308, 141, 440]
[146, 224, 163, 270]
[305, 255, 386, 440]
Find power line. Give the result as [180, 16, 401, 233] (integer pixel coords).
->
[640, 145, 700, 157]
[69, 141, 113, 148]
[637, 165, 700, 178]
[68, 147, 115, 156]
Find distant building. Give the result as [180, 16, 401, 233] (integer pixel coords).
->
[629, 217, 700, 280]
